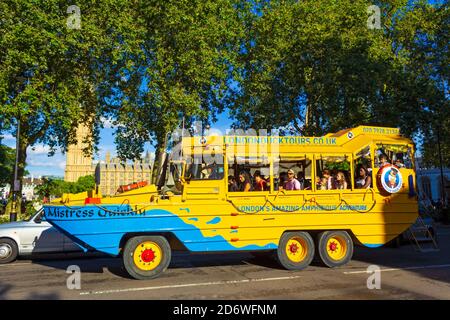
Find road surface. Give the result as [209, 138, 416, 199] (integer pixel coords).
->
[1, 225, 450, 300]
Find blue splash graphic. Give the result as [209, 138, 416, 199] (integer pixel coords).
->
[44, 205, 276, 256]
[206, 217, 221, 225]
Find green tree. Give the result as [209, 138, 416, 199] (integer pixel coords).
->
[36, 175, 95, 198]
[107, 0, 248, 181]
[0, 0, 141, 194]
[0, 144, 15, 185]
[230, 0, 448, 154]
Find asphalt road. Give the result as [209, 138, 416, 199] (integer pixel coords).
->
[1, 226, 450, 300]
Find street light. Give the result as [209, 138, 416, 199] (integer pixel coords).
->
[10, 119, 20, 222]
[10, 75, 28, 222]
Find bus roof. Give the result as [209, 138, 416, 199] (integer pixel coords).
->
[181, 126, 413, 155]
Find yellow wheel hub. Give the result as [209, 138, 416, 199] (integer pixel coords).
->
[326, 236, 347, 261]
[285, 237, 308, 263]
[133, 241, 162, 271]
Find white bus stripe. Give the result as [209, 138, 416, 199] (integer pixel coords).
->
[343, 264, 450, 274]
[80, 275, 303, 296]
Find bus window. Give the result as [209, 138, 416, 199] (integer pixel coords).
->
[316, 156, 351, 190]
[227, 156, 270, 192]
[273, 156, 312, 191]
[375, 145, 413, 169]
[185, 156, 224, 180]
[354, 146, 373, 189]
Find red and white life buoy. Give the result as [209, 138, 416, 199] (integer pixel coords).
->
[377, 164, 403, 194]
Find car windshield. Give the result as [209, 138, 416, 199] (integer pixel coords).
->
[25, 208, 44, 222]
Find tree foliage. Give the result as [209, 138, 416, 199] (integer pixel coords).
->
[36, 175, 95, 198]
[104, 0, 249, 178]
[230, 0, 448, 164]
[0, 0, 140, 192]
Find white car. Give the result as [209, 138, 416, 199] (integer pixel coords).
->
[0, 209, 82, 264]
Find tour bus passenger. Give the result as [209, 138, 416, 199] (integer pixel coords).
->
[379, 154, 389, 167]
[253, 171, 268, 191]
[285, 169, 301, 190]
[319, 177, 328, 190]
[315, 176, 322, 190]
[395, 158, 405, 168]
[297, 172, 309, 190]
[355, 165, 372, 189]
[278, 172, 288, 190]
[322, 169, 335, 190]
[335, 171, 348, 190]
[238, 171, 253, 192]
[228, 175, 239, 192]
[395, 154, 405, 168]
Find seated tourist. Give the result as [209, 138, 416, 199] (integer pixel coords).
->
[395, 158, 405, 168]
[378, 154, 389, 167]
[355, 165, 372, 189]
[238, 171, 252, 192]
[253, 171, 268, 191]
[228, 175, 238, 192]
[297, 172, 309, 190]
[278, 172, 288, 190]
[335, 171, 348, 190]
[319, 177, 328, 190]
[315, 176, 322, 190]
[322, 169, 335, 190]
[284, 169, 301, 190]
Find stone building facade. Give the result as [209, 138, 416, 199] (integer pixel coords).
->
[64, 124, 153, 196]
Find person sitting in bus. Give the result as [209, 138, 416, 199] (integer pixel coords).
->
[319, 177, 328, 190]
[315, 176, 322, 190]
[238, 171, 253, 192]
[285, 169, 301, 190]
[355, 165, 372, 189]
[395, 158, 405, 168]
[335, 171, 348, 190]
[228, 175, 239, 192]
[395, 153, 405, 168]
[297, 172, 310, 190]
[322, 169, 335, 190]
[378, 154, 389, 167]
[253, 171, 268, 191]
[278, 172, 288, 190]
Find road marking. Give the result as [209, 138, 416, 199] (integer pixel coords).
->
[0, 262, 32, 268]
[343, 263, 450, 274]
[80, 275, 303, 296]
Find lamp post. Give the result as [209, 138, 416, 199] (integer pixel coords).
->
[10, 119, 20, 222]
[436, 126, 447, 208]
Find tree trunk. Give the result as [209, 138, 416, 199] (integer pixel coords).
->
[9, 141, 27, 195]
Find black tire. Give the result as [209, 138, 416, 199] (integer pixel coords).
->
[123, 235, 171, 280]
[277, 232, 315, 270]
[317, 231, 353, 268]
[0, 238, 18, 264]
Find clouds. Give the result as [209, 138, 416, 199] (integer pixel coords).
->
[101, 117, 117, 129]
[1, 134, 14, 141]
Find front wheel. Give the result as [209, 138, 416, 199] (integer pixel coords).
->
[277, 232, 315, 270]
[317, 231, 353, 268]
[0, 238, 18, 264]
[123, 236, 171, 280]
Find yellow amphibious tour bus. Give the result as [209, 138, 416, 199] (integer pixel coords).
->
[43, 126, 418, 280]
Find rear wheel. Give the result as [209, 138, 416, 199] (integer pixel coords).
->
[277, 232, 315, 270]
[0, 238, 18, 264]
[317, 231, 353, 268]
[123, 236, 171, 280]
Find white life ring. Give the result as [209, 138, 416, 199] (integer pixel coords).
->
[378, 164, 403, 193]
